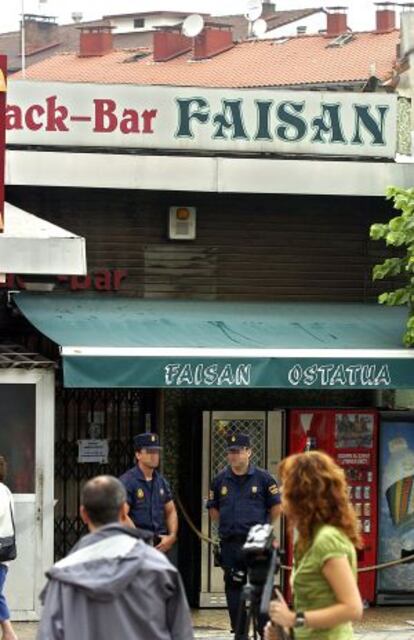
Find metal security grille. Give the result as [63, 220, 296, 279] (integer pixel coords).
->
[211, 417, 266, 477]
[54, 387, 145, 559]
[200, 411, 270, 606]
[210, 417, 266, 580]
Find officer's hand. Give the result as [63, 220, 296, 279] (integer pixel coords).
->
[155, 534, 176, 553]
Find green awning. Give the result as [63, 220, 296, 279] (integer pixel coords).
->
[13, 293, 414, 390]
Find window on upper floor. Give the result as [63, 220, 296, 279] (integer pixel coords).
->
[134, 18, 145, 28]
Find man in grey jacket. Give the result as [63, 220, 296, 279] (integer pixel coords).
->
[37, 475, 194, 640]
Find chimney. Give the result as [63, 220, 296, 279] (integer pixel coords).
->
[400, 4, 414, 57]
[193, 23, 233, 60]
[153, 26, 191, 62]
[78, 25, 114, 57]
[20, 14, 59, 55]
[375, 2, 396, 32]
[262, 2, 276, 17]
[326, 6, 348, 38]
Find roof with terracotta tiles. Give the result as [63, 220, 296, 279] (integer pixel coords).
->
[11, 29, 399, 89]
[0, 7, 325, 72]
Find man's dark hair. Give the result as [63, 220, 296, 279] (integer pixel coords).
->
[81, 475, 126, 526]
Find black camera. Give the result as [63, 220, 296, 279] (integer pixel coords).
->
[244, 523, 276, 559]
[236, 524, 288, 640]
[242, 524, 281, 615]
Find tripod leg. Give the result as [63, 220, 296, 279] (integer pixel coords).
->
[252, 610, 257, 640]
[235, 588, 251, 640]
[251, 598, 261, 640]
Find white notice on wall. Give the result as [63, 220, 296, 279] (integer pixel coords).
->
[78, 439, 109, 464]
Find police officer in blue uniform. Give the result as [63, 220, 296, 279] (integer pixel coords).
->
[207, 433, 281, 639]
[119, 432, 178, 553]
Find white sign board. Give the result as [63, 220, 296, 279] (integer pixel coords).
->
[7, 81, 398, 158]
[78, 439, 109, 464]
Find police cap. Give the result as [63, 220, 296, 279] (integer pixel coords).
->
[226, 433, 251, 450]
[133, 432, 162, 451]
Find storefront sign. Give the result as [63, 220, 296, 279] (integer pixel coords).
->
[7, 82, 397, 158]
[0, 269, 127, 291]
[0, 57, 6, 283]
[287, 363, 391, 387]
[62, 357, 409, 389]
[0, 56, 5, 234]
[161, 361, 393, 389]
[164, 363, 251, 386]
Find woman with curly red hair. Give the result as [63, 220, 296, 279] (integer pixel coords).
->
[265, 451, 363, 640]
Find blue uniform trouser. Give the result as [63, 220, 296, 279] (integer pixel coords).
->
[221, 539, 248, 639]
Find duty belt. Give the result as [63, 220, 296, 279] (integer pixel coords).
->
[221, 534, 247, 544]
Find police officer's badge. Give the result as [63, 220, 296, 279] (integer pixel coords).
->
[251, 486, 258, 494]
[151, 435, 156, 442]
[137, 488, 145, 499]
[269, 484, 279, 495]
[160, 488, 165, 497]
[220, 485, 228, 496]
[231, 435, 236, 442]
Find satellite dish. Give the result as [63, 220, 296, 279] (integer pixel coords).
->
[252, 18, 267, 37]
[244, 0, 263, 22]
[71, 11, 83, 23]
[182, 14, 205, 38]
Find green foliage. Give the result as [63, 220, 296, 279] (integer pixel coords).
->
[370, 186, 414, 346]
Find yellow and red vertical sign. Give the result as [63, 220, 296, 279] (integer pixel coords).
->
[0, 56, 6, 232]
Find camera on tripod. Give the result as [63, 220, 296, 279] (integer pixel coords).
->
[242, 524, 281, 616]
[234, 524, 287, 639]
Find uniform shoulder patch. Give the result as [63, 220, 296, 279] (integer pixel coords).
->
[268, 484, 279, 495]
[220, 485, 228, 496]
[209, 490, 214, 501]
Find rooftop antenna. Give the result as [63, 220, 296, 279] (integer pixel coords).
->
[182, 14, 205, 38]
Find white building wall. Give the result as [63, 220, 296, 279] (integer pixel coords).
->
[399, 12, 414, 156]
[107, 14, 187, 34]
[264, 13, 326, 39]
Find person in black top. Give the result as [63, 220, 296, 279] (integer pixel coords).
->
[207, 433, 281, 639]
[120, 433, 178, 553]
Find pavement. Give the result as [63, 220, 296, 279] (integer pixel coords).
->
[10, 607, 414, 639]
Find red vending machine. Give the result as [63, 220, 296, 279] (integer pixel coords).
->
[287, 409, 378, 603]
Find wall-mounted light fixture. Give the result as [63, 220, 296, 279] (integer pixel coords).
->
[168, 206, 196, 240]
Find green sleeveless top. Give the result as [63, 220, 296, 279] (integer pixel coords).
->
[292, 524, 357, 640]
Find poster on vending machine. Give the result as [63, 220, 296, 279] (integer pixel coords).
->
[377, 413, 414, 598]
[335, 413, 374, 449]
